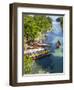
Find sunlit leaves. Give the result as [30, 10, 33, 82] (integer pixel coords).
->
[24, 15, 52, 43]
[24, 55, 33, 74]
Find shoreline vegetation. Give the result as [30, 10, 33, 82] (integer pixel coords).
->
[56, 17, 63, 28]
[24, 15, 63, 74]
[24, 15, 52, 47]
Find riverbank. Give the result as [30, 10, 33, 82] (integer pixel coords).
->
[24, 47, 50, 60]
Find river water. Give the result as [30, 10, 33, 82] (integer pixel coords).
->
[32, 16, 63, 74]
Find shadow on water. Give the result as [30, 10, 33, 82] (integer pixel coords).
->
[35, 54, 63, 73]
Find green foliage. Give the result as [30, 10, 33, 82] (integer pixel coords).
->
[24, 15, 52, 43]
[24, 55, 33, 74]
[60, 17, 63, 28]
[34, 16, 52, 32]
[56, 17, 63, 28]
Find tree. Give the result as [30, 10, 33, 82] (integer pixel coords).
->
[24, 15, 52, 44]
[56, 17, 63, 28]
[60, 17, 63, 28]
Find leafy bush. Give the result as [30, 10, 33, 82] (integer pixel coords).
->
[24, 55, 33, 74]
[24, 15, 52, 43]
